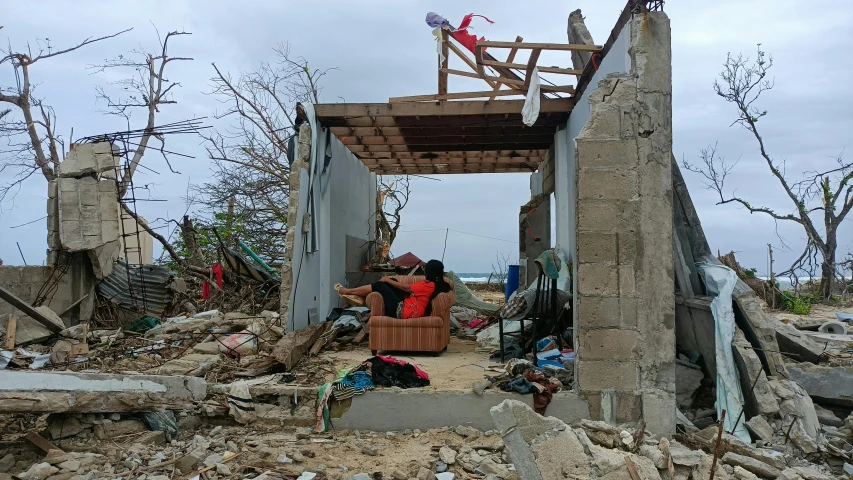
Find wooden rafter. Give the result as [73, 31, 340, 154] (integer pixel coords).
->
[313, 99, 572, 117]
[477, 41, 602, 52]
[490, 36, 523, 100]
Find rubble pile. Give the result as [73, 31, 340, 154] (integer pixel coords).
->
[493, 399, 847, 480]
[1, 400, 848, 480]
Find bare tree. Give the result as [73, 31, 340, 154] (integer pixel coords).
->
[199, 44, 332, 262]
[0, 28, 131, 202]
[683, 45, 853, 298]
[368, 176, 412, 266]
[89, 28, 193, 196]
[491, 252, 512, 289]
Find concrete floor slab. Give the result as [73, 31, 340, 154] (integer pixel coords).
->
[331, 390, 590, 432]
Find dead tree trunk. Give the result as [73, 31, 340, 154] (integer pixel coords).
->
[181, 215, 207, 270]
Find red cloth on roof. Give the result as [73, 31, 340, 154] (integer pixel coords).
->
[390, 252, 426, 268]
[450, 13, 494, 54]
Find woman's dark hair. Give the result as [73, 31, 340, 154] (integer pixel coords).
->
[424, 259, 452, 315]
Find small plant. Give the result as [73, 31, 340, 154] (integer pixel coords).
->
[739, 267, 758, 280]
[780, 291, 813, 315]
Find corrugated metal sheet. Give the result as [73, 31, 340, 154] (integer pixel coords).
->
[98, 260, 176, 316]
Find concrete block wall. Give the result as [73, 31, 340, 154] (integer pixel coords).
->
[58, 177, 121, 252]
[573, 12, 675, 435]
[0, 266, 74, 322]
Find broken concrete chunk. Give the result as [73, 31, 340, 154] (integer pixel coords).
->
[745, 416, 775, 442]
[490, 399, 589, 480]
[812, 404, 842, 428]
[439, 447, 457, 465]
[788, 363, 853, 409]
[668, 441, 702, 467]
[272, 323, 326, 370]
[774, 379, 820, 439]
[18, 462, 59, 480]
[0, 454, 15, 473]
[0, 313, 59, 346]
[87, 240, 120, 280]
[0, 371, 206, 413]
[731, 329, 779, 416]
[722, 452, 781, 479]
[146, 353, 221, 377]
[732, 466, 761, 480]
[59, 142, 117, 177]
[788, 420, 819, 455]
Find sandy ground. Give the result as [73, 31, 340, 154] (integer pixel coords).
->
[775, 303, 851, 327]
[320, 338, 499, 391]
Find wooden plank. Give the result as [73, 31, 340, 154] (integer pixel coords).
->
[438, 29, 449, 99]
[4, 314, 16, 350]
[441, 68, 525, 86]
[341, 134, 554, 146]
[314, 99, 573, 118]
[390, 89, 526, 103]
[0, 285, 63, 333]
[481, 60, 583, 76]
[475, 43, 486, 78]
[353, 328, 367, 344]
[525, 48, 542, 89]
[375, 165, 534, 175]
[354, 149, 548, 159]
[447, 41, 496, 88]
[362, 156, 543, 166]
[25, 431, 61, 453]
[309, 323, 334, 357]
[347, 143, 551, 154]
[478, 41, 602, 52]
[490, 36, 523, 100]
[624, 456, 642, 480]
[331, 126, 556, 137]
[321, 113, 566, 128]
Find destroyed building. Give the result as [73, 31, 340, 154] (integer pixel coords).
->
[1, 2, 852, 480]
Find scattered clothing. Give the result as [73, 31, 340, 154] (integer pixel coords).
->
[315, 356, 430, 432]
[524, 371, 561, 415]
[202, 263, 224, 300]
[371, 355, 430, 388]
[376, 354, 429, 380]
[425, 12, 450, 28]
[141, 411, 178, 442]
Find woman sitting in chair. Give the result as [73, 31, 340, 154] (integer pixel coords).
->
[335, 259, 452, 319]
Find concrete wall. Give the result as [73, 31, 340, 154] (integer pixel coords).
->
[519, 195, 551, 287]
[285, 107, 376, 331]
[554, 22, 632, 260]
[571, 13, 675, 435]
[0, 259, 95, 327]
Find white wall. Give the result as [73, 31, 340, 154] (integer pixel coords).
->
[286, 107, 376, 331]
[554, 22, 633, 261]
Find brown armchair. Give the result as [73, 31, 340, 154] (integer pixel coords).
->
[366, 276, 456, 355]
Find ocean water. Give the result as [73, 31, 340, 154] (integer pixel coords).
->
[457, 273, 494, 283]
[459, 274, 849, 290]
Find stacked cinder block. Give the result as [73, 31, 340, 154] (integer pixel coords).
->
[573, 13, 676, 435]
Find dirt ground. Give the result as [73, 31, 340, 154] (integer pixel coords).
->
[775, 303, 852, 327]
[320, 338, 499, 391]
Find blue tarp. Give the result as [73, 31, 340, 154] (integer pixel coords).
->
[697, 262, 751, 443]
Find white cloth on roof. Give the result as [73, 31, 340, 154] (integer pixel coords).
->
[522, 67, 541, 126]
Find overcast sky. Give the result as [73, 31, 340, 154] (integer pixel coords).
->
[1, 0, 851, 277]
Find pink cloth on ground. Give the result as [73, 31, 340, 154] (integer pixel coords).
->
[376, 354, 429, 380]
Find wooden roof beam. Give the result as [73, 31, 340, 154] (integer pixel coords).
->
[314, 99, 573, 118]
[478, 41, 602, 52]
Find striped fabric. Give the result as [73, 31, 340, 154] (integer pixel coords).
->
[367, 276, 456, 353]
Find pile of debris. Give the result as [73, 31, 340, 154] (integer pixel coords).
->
[1, 399, 848, 480]
[493, 399, 848, 480]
